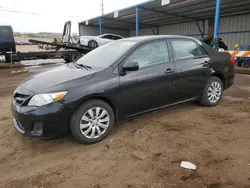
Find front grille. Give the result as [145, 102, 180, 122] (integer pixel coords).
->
[13, 93, 31, 106]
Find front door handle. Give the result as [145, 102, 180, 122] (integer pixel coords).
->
[165, 68, 175, 74]
[203, 61, 209, 67]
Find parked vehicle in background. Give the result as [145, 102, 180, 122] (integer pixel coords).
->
[0, 26, 16, 53]
[0, 21, 92, 63]
[15, 40, 22, 45]
[15, 40, 32, 45]
[77, 33, 124, 49]
[235, 45, 250, 68]
[12, 35, 235, 144]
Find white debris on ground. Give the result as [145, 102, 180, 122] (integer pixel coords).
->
[180, 161, 197, 170]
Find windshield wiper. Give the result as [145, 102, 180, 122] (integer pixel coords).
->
[77, 64, 92, 70]
[68, 61, 91, 70]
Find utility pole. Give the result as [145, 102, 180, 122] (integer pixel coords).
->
[101, 0, 104, 15]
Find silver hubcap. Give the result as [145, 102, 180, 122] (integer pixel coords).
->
[80, 107, 110, 139]
[207, 81, 222, 103]
[89, 41, 97, 48]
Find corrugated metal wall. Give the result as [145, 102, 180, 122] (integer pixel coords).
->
[79, 25, 129, 37]
[79, 13, 250, 50]
[129, 27, 157, 36]
[159, 20, 209, 40]
[129, 21, 208, 39]
[129, 13, 250, 49]
[219, 14, 250, 49]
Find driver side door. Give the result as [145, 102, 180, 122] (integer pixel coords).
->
[119, 40, 177, 117]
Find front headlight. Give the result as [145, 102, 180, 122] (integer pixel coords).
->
[28, 91, 67, 107]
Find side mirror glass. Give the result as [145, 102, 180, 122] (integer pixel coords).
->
[122, 62, 139, 71]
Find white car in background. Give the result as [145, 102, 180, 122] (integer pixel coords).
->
[77, 33, 124, 49]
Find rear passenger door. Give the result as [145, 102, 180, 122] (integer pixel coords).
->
[170, 38, 210, 101]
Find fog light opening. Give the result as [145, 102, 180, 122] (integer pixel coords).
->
[32, 121, 43, 136]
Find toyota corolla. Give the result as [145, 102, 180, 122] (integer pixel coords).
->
[12, 35, 235, 144]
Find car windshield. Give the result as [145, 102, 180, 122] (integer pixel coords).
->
[77, 41, 136, 68]
[97, 34, 106, 38]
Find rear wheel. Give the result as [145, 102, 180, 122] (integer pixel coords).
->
[70, 100, 115, 144]
[242, 61, 249, 68]
[71, 53, 82, 62]
[199, 76, 223, 107]
[63, 53, 82, 63]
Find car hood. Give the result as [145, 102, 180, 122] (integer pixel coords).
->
[18, 64, 98, 94]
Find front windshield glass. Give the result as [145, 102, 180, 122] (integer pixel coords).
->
[97, 34, 105, 38]
[77, 41, 136, 68]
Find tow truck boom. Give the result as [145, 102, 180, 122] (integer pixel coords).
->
[0, 21, 92, 63]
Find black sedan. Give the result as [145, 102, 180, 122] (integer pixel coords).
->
[12, 35, 235, 144]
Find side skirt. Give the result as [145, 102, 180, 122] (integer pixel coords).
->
[125, 97, 197, 118]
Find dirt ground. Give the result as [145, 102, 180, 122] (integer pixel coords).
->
[0, 67, 250, 188]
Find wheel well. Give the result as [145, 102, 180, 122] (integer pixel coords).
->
[211, 72, 225, 87]
[71, 96, 118, 123]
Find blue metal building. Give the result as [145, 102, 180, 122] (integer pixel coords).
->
[79, 0, 250, 50]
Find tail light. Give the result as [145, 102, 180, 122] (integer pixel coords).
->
[230, 57, 236, 64]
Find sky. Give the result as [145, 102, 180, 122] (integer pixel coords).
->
[0, 0, 147, 33]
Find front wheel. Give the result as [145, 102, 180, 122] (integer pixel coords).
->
[88, 40, 98, 49]
[70, 100, 115, 144]
[199, 76, 223, 107]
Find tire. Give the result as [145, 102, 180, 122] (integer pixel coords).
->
[63, 53, 82, 63]
[63, 57, 71, 63]
[242, 61, 249, 68]
[88, 40, 98, 49]
[71, 53, 82, 62]
[70, 99, 115, 144]
[199, 76, 223, 107]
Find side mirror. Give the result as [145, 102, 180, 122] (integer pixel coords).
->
[122, 62, 139, 71]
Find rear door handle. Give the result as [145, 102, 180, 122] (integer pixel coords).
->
[165, 68, 175, 74]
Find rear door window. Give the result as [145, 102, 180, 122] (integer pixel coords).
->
[170, 39, 207, 60]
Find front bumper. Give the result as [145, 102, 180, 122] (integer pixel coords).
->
[79, 38, 89, 46]
[12, 101, 75, 139]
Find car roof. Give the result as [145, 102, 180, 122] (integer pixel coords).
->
[101, 33, 123, 37]
[120, 35, 200, 43]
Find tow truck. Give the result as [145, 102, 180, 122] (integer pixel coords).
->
[0, 21, 92, 63]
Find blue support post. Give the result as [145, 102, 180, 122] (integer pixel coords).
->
[78, 23, 81, 37]
[213, 0, 220, 48]
[136, 6, 139, 36]
[99, 17, 102, 35]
